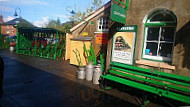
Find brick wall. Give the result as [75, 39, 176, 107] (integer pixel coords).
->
[1, 25, 17, 36]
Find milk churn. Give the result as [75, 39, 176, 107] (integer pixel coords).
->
[9, 46, 15, 52]
[93, 64, 102, 84]
[86, 62, 94, 81]
[77, 67, 85, 79]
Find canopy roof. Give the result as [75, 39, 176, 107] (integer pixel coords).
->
[17, 27, 65, 34]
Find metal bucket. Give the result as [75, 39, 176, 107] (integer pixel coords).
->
[93, 64, 102, 84]
[86, 62, 94, 81]
[77, 67, 85, 79]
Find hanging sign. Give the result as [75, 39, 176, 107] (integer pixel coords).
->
[110, 3, 127, 24]
[96, 33, 108, 44]
[111, 25, 137, 65]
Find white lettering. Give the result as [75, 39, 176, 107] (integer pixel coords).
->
[114, 11, 126, 18]
[117, 27, 135, 31]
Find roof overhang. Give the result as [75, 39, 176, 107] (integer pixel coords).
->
[70, 1, 111, 32]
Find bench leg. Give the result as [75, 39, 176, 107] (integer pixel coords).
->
[141, 100, 149, 107]
[99, 77, 106, 90]
[99, 77, 112, 91]
[141, 91, 149, 107]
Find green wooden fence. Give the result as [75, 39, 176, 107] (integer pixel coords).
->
[16, 27, 66, 60]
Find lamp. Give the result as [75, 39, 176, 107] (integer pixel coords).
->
[70, 10, 75, 14]
[14, 7, 21, 53]
[70, 10, 75, 26]
[14, 7, 21, 17]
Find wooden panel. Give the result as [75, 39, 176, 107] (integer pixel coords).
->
[70, 40, 91, 66]
[65, 33, 73, 60]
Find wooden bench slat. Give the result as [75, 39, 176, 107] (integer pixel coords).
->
[111, 62, 190, 82]
[109, 70, 190, 94]
[111, 66, 190, 87]
[102, 74, 190, 104]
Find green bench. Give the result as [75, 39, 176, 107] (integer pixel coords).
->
[101, 62, 190, 105]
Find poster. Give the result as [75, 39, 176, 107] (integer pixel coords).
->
[96, 34, 108, 44]
[111, 32, 136, 65]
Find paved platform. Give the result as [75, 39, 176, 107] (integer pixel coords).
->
[0, 49, 168, 107]
[0, 50, 140, 107]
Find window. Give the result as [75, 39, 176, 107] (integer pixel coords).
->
[97, 17, 109, 32]
[142, 9, 177, 62]
[7, 25, 10, 28]
[7, 29, 10, 34]
[7, 25, 10, 34]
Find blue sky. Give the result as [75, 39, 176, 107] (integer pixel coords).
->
[0, 0, 110, 27]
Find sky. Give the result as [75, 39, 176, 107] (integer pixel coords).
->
[0, 0, 110, 27]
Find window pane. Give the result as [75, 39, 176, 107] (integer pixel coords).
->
[161, 27, 174, 42]
[147, 27, 159, 41]
[100, 18, 102, 22]
[159, 43, 173, 58]
[103, 21, 106, 25]
[106, 21, 109, 25]
[98, 17, 109, 31]
[145, 42, 158, 56]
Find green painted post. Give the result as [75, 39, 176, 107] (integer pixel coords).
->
[83, 44, 90, 62]
[16, 28, 20, 53]
[34, 33, 37, 56]
[53, 31, 58, 59]
[126, 0, 129, 10]
[100, 53, 104, 73]
[6, 37, 9, 48]
[90, 44, 97, 65]
[0, 25, 2, 48]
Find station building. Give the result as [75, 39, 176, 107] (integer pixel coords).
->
[67, 0, 190, 77]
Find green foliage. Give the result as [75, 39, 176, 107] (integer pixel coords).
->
[62, 23, 72, 33]
[46, 0, 103, 33]
[46, 20, 57, 28]
[69, 10, 86, 23]
[83, 44, 97, 65]
[92, 0, 103, 10]
[17, 21, 33, 27]
[70, 0, 103, 23]
[46, 18, 72, 33]
[73, 49, 83, 67]
[46, 18, 61, 29]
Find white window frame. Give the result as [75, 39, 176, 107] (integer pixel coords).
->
[97, 17, 109, 32]
[142, 10, 177, 62]
[143, 27, 176, 61]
